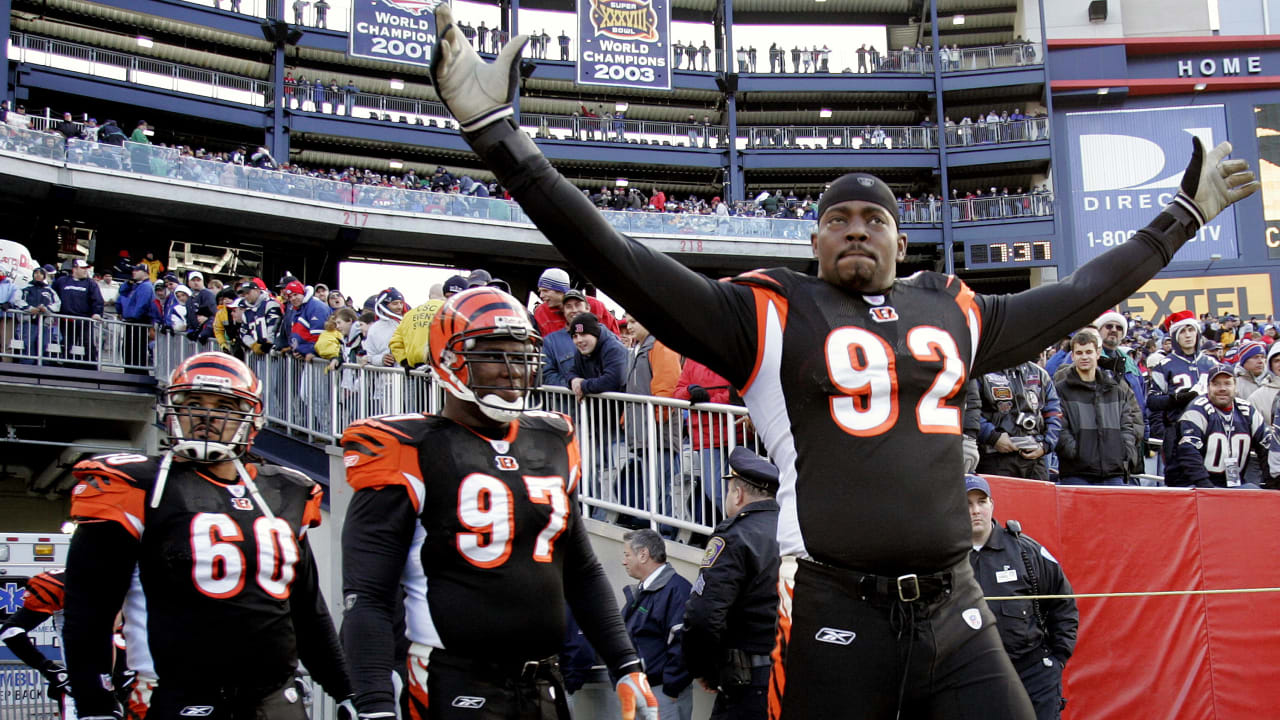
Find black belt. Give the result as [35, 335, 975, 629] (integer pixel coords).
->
[168, 673, 295, 703]
[801, 557, 953, 606]
[429, 650, 562, 685]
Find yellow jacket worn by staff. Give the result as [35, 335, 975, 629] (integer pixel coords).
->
[389, 299, 444, 368]
[316, 328, 344, 360]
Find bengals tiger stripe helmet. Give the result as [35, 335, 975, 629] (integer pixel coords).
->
[161, 352, 265, 461]
[429, 287, 543, 422]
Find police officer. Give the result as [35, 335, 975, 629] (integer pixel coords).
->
[682, 447, 780, 720]
[967, 475, 1078, 720]
[971, 361, 1062, 481]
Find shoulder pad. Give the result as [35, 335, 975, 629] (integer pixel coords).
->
[728, 268, 791, 292]
[23, 571, 67, 614]
[73, 453, 157, 488]
[520, 410, 574, 437]
[255, 463, 316, 488]
[341, 415, 431, 511]
[71, 453, 154, 540]
[897, 270, 953, 292]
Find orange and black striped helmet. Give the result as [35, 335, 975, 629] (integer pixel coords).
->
[429, 287, 543, 421]
[162, 352, 265, 460]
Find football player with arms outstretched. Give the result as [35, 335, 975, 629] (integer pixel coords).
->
[62, 352, 355, 720]
[426, 9, 1259, 719]
[340, 287, 658, 720]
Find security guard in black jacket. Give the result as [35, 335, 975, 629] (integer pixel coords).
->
[683, 447, 780, 720]
[967, 475, 1078, 720]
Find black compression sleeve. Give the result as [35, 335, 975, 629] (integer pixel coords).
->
[465, 119, 760, 387]
[972, 205, 1199, 375]
[1, 609, 53, 669]
[290, 536, 353, 701]
[63, 522, 138, 715]
[341, 487, 418, 714]
[560, 512, 640, 680]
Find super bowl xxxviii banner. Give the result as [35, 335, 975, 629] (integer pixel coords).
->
[1063, 105, 1238, 266]
[350, 0, 439, 68]
[577, 0, 670, 90]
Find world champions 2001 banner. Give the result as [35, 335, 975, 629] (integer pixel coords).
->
[350, 0, 439, 69]
[1063, 105, 1238, 266]
[577, 0, 671, 90]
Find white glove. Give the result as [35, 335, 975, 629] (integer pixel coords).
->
[431, 3, 528, 133]
[615, 671, 659, 720]
[1171, 137, 1259, 229]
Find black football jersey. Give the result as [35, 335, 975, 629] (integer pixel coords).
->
[343, 411, 592, 660]
[70, 453, 324, 685]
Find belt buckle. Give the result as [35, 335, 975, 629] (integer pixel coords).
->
[521, 660, 540, 683]
[896, 573, 921, 602]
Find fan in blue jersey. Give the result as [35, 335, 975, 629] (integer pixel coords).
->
[1147, 309, 1219, 485]
[1174, 364, 1280, 489]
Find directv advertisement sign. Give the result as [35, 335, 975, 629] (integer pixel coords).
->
[1064, 106, 1237, 266]
[577, 0, 670, 90]
[350, 0, 439, 69]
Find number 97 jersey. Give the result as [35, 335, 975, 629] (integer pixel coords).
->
[341, 412, 586, 662]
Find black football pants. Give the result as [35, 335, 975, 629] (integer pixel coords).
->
[145, 678, 305, 720]
[771, 557, 1035, 720]
[405, 645, 571, 720]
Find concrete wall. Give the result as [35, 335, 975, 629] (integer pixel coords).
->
[1122, 0, 1212, 36]
[1044, 0, 1125, 39]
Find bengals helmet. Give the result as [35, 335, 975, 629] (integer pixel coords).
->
[428, 287, 543, 422]
[161, 352, 265, 461]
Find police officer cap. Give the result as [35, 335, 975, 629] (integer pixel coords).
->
[964, 474, 990, 497]
[726, 447, 780, 493]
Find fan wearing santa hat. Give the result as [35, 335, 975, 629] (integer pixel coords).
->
[1092, 310, 1148, 433]
[1148, 309, 1219, 485]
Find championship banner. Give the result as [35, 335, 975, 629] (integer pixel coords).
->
[1114, 272, 1273, 326]
[576, 0, 670, 90]
[350, 0, 439, 68]
[1255, 103, 1280, 260]
[1064, 105, 1238, 266]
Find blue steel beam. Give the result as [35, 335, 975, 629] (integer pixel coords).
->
[741, 150, 939, 170]
[943, 143, 1051, 167]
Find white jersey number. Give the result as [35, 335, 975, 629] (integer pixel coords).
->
[825, 326, 965, 436]
[190, 513, 300, 599]
[456, 473, 571, 568]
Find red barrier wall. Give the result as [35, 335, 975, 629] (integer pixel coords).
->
[985, 476, 1280, 720]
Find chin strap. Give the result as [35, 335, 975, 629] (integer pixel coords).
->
[234, 458, 276, 521]
[150, 450, 175, 509]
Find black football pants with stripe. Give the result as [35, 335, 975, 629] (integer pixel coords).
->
[144, 678, 306, 720]
[405, 646, 571, 720]
[772, 557, 1035, 720]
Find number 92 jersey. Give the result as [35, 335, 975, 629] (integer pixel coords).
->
[340, 412, 588, 662]
[69, 452, 324, 685]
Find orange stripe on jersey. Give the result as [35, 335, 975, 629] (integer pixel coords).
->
[71, 464, 147, 540]
[22, 572, 66, 614]
[767, 576, 795, 720]
[407, 651, 430, 720]
[736, 270, 784, 290]
[949, 276, 982, 329]
[566, 436, 582, 495]
[342, 421, 425, 512]
[302, 483, 325, 529]
[739, 286, 789, 396]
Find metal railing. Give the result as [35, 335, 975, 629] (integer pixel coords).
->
[939, 42, 1043, 72]
[0, 309, 154, 372]
[943, 117, 1049, 146]
[743, 124, 937, 150]
[2, 130, 826, 241]
[522, 114, 731, 149]
[0, 662, 61, 720]
[8, 33, 272, 107]
[152, 331, 764, 537]
[949, 193, 1054, 222]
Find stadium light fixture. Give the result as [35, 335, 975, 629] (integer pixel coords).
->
[616, 178, 629, 187]
[1096, 87, 1109, 95]
[952, 15, 965, 25]
[1193, 82, 1207, 91]
[389, 78, 405, 90]
[615, 101, 629, 112]
[388, 160, 404, 169]
[819, 108, 833, 118]
[815, 0, 827, 4]
[137, 36, 154, 48]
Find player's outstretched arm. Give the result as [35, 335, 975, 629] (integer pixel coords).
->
[971, 138, 1258, 374]
[430, 3, 757, 384]
[62, 522, 138, 719]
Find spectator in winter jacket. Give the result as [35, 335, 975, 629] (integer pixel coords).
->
[362, 287, 405, 367]
[283, 280, 332, 357]
[1247, 343, 1280, 422]
[620, 529, 693, 717]
[168, 286, 191, 332]
[238, 278, 283, 355]
[388, 293, 442, 370]
[542, 289, 599, 387]
[1233, 341, 1269, 400]
[185, 271, 217, 331]
[533, 267, 620, 336]
[1093, 311, 1148, 441]
[16, 267, 60, 361]
[623, 312, 685, 533]
[117, 263, 160, 369]
[1053, 330, 1142, 485]
[317, 307, 359, 367]
[0, 264, 17, 360]
[568, 312, 627, 399]
[674, 359, 734, 511]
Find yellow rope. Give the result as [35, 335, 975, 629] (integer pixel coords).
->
[983, 587, 1280, 601]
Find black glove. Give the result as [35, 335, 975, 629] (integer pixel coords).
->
[40, 661, 71, 700]
[687, 384, 711, 404]
[1171, 389, 1198, 408]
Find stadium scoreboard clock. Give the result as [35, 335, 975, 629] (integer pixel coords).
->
[964, 239, 1056, 269]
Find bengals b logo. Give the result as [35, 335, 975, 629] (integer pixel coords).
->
[495, 456, 520, 472]
[870, 306, 899, 323]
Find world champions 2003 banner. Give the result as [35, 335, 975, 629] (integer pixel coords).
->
[577, 0, 670, 90]
[1063, 105, 1238, 266]
[350, 0, 439, 69]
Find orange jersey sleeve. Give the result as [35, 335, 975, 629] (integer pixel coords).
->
[22, 571, 66, 614]
[302, 482, 325, 529]
[71, 456, 151, 540]
[341, 417, 426, 512]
